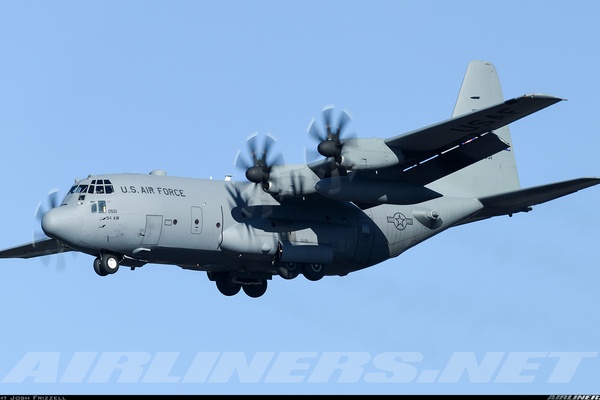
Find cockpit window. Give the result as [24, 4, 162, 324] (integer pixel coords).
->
[69, 179, 114, 195]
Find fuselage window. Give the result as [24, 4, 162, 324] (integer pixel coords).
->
[98, 200, 107, 213]
[91, 202, 97, 213]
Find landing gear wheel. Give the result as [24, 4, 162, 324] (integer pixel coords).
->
[215, 275, 241, 296]
[276, 262, 300, 280]
[101, 253, 120, 275]
[242, 280, 268, 298]
[93, 257, 108, 276]
[302, 263, 325, 281]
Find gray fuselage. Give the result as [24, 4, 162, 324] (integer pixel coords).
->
[44, 171, 483, 277]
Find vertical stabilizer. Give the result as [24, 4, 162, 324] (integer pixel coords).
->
[427, 61, 521, 197]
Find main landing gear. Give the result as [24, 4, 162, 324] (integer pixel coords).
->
[93, 253, 120, 276]
[208, 271, 268, 298]
[276, 262, 326, 281]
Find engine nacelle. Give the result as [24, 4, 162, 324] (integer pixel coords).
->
[264, 164, 319, 197]
[339, 138, 401, 170]
[220, 221, 336, 265]
[220, 224, 278, 259]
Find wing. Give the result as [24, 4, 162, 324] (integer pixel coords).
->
[356, 94, 563, 185]
[0, 238, 73, 259]
[385, 94, 562, 152]
[462, 177, 600, 223]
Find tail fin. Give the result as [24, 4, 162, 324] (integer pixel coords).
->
[428, 60, 521, 197]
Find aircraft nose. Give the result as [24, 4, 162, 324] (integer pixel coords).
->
[41, 207, 83, 244]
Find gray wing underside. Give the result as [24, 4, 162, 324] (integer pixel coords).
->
[359, 131, 509, 185]
[462, 177, 600, 223]
[0, 238, 72, 259]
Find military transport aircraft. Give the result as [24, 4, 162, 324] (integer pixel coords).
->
[1, 60, 599, 298]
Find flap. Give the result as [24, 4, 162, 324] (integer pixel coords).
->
[357, 131, 509, 186]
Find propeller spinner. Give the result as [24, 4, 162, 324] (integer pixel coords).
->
[235, 132, 284, 191]
[307, 105, 353, 165]
[35, 188, 60, 224]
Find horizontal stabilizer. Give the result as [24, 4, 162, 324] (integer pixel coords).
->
[469, 177, 600, 221]
[0, 238, 72, 259]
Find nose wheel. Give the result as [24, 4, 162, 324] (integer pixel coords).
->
[93, 253, 120, 276]
[93, 258, 107, 276]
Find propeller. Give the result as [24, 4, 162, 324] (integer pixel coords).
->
[34, 188, 60, 224]
[32, 188, 68, 272]
[234, 132, 284, 192]
[307, 105, 354, 165]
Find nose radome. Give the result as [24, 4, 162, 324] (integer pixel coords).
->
[41, 207, 83, 244]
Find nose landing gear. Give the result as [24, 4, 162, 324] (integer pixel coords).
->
[93, 253, 120, 276]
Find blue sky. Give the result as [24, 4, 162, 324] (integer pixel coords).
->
[1, 0, 599, 395]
